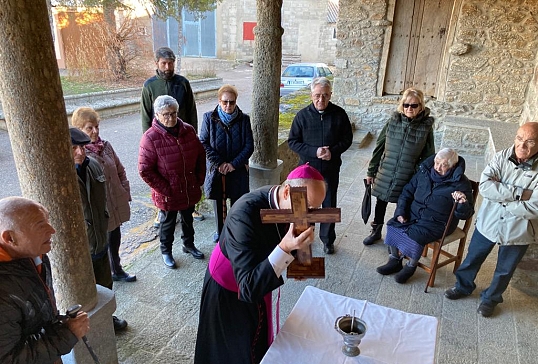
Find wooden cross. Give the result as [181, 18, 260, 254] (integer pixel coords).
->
[260, 186, 341, 279]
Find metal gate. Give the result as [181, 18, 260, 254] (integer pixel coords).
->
[151, 9, 215, 58]
[182, 9, 216, 58]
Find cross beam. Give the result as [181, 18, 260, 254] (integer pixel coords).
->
[260, 186, 341, 279]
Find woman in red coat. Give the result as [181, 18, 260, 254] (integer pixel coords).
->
[139, 95, 207, 269]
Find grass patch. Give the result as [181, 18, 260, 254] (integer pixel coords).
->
[279, 92, 311, 129]
[60, 76, 109, 95]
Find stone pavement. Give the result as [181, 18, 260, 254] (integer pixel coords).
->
[112, 140, 538, 364]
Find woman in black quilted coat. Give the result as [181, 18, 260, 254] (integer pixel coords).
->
[200, 85, 254, 243]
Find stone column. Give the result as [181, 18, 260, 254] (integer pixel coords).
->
[0, 0, 97, 313]
[249, 0, 284, 189]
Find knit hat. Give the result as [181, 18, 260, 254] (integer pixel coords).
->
[287, 163, 324, 181]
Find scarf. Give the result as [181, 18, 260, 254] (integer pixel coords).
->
[430, 166, 455, 183]
[217, 105, 238, 124]
[85, 137, 105, 155]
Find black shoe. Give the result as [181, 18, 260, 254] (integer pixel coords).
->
[112, 271, 137, 282]
[182, 245, 205, 259]
[376, 257, 403, 275]
[394, 264, 417, 284]
[477, 302, 496, 317]
[162, 253, 177, 269]
[323, 244, 335, 254]
[363, 223, 383, 245]
[444, 287, 468, 300]
[113, 316, 128, 332]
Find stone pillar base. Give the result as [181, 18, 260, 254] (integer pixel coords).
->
[249, 160, 284, 191]
[62, 285, 118, 364]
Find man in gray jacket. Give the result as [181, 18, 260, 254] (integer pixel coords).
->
[444, 122, 538, 317]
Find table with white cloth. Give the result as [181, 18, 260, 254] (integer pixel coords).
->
[261, 286, 438, 364]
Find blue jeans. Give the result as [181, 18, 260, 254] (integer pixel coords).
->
[455, 229, 528, 305]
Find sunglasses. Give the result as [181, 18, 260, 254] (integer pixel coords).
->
[221, 100, 236, 105]
[403, 103, 419, 109]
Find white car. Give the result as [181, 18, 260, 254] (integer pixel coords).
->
[279, 63, 333, 97]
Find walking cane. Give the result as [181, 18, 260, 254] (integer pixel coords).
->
[424, 200, 458, 293]
[222, 174, 227, 224]
[60, 304, 101, 364]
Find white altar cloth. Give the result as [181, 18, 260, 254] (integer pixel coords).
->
[261, 286, 438, 364]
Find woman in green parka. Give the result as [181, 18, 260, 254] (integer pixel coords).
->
[363, 88, 435, 245]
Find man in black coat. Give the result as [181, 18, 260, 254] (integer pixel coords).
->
[288, 77, 353, 254]
[194, 164, 327, 364]
[0, 196, 90, 363]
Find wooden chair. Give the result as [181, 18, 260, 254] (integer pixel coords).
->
[418, 180, 479, 291]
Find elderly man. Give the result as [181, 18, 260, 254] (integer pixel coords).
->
[0, 196, 89, 363]
[140, 46, 197, 134]
[288, 77, 353, 254]
[70, 127, 128, 331]
[445, 122, 538, 317]
[194, 164, 327, 364]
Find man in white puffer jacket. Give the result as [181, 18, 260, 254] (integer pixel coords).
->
[444, 122, 538, 317]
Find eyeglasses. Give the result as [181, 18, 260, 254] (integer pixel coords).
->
[403, 103, 420, 109]
[220, 100, 236, 105]
[515, 135, 536, 147]
[159, 111, 177, 119]
[313, 93, 331, 100]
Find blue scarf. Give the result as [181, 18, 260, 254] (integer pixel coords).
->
[218, 105, 238, 124]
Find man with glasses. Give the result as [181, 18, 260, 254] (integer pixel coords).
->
[288, 77, 352, 254]
[445, 122, 538, 317]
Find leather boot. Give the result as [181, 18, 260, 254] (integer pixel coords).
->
[363, 223, 383, 245]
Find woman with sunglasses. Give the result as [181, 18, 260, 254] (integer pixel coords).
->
[363, 88, 435, 246]
[200, 84, 254, 244]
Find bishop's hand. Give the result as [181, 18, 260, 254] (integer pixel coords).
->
[278, 223, 315, 254]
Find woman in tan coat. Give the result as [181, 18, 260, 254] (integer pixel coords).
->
[72, 107, 135, 282]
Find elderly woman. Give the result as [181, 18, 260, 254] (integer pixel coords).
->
[200, 84, 254, 244]
[376, 148, 474, 283]
[363, 88, 435, 246]
[139, 95, 206, 269]
[72, 107, 135, 282]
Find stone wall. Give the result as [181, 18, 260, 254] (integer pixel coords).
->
[217, 0, 336, 64]
[335, 0, 538, 134]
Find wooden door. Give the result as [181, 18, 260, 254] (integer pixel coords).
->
[384, 0, 454, 97]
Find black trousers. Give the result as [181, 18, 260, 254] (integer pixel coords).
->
[108, 226, 123, 275]
[320, 172, 339, 246]
[373, 198, 389, 225]
[212, 196, 240, 237]
[160, 206, 195, 254]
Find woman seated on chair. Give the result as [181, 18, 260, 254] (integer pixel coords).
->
[375, 148, 474, 284]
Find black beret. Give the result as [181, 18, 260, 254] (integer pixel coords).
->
[69, 127, 91, 146]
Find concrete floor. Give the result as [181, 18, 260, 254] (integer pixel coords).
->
[113, 140, 538, 364]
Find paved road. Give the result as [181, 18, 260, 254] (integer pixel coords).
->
[0, 64, 254, 262]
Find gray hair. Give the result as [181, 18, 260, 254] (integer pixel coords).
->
[435, 148, 459, 168]
[310, 77, 332, 92]
[154, 95, 179, 115]
[154, 47, 176, 62]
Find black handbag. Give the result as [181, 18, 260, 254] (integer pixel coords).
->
[361, 179, 372, 224]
